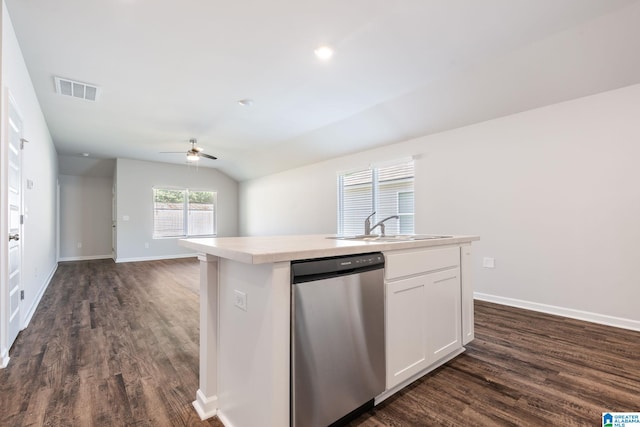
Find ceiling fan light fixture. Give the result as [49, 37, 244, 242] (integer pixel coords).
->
[160, 138, 217, 162]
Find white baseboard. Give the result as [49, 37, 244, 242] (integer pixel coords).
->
[58, 254, 113, 262]
[22, 263, 58, 330]
[115, 253, 198, 263]
[216, 410, 233, 427]
[475, 292, 640, 332]
[1, 350, 9, 368]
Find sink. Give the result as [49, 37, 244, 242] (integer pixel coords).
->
[376, 234, 453, 241]
[328, 234, 453, 242]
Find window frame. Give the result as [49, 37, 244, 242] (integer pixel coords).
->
[152, 187, 217, 239]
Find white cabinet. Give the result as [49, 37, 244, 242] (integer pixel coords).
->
[425, 269, 462, 361]
[386, 275, 428, 386]
[384, 246, 464, 389]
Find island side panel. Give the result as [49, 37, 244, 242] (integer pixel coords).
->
[193, 253, 220, 419]
[460, 243, 474, 345]
[217, 259, 291, 427]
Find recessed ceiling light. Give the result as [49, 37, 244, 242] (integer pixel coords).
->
[81, 153, 90, 157]
[314, 45, 334, 60]
[238, 99, 254, 107]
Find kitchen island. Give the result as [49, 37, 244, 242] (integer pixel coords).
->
[179, 234, 479, 427]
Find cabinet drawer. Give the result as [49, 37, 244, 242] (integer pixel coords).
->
[384, 246, 459, 280]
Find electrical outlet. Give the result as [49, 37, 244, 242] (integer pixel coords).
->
[144, 242, 149, 249]
[482, 257, 495, 268]
[77, 242, 82, 249]
[234, 290, 247, 311]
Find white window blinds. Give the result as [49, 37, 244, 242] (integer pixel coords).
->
[338, 160, 414, 236]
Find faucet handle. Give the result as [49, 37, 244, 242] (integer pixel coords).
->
[365, 211, 376, 222]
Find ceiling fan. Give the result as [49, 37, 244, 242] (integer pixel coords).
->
[160, 138, 217, 162]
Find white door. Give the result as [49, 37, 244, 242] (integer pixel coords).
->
[7, 97, 24, 348]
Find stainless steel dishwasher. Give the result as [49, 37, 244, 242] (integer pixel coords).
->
[291, 252, 385, 427]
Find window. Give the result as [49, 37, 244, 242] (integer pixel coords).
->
[338, 160, 414, 236]
[397, 191, 414, 234]
[153, 188, 216, 238]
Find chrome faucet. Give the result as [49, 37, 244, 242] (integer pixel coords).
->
[364, 212, 376, 235]
[364, 212, 399, 236]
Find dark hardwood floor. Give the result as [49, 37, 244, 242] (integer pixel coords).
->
[2, 258, 639, 426]
[349, 301, 640, 426]
[0, 258, 223, 427]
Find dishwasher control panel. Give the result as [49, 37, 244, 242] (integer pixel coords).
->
[337, 253, 384, 269]
[291, 252, 384, 283]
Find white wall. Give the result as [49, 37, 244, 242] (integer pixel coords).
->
[1, 0, 58, 364]
[115, 158, 238, 262]
[241, 162, 337, 236]
[240, 83, 640, 329]
[58, 174, 113, 260]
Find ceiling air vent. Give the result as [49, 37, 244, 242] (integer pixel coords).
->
[54, 77, 101, 101]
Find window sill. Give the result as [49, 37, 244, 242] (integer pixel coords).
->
[153, 235, 217, 240]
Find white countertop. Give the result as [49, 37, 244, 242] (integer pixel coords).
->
[179, 234, 480, 264]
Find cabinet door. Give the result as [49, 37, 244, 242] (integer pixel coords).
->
[425, 267, 462, 362]
[386, 275, 429, 388]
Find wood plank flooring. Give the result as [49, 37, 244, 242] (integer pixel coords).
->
[2, 258, 639, 426]
[349, 301, 640, 426]
[0, 258, 222, 427]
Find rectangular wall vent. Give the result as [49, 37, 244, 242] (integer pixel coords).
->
[54, 77, 101, 101]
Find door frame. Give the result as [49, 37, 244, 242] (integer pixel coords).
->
[56, 179, 60, 262]
[112, 184, 117, 260]
[0, 90, 7, 367]
[1, 90, 10, 367]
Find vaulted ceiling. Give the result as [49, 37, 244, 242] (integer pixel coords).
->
[6, 0, 640, 181]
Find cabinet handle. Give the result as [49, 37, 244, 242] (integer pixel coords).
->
[433, 275, 457, 284]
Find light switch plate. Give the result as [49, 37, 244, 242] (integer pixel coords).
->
[234, 290, 247, 311]
[482, 257, 495, 268]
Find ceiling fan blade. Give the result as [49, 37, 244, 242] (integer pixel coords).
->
[161, 138, 217, 160]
